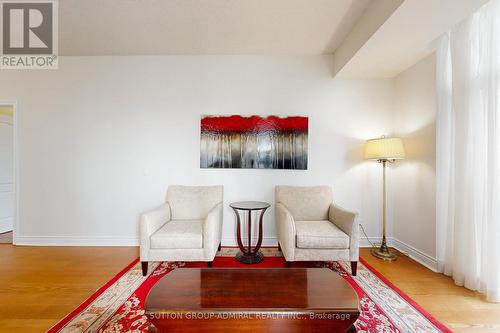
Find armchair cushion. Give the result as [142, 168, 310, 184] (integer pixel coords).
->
[295, 220, 349, 249]
[150, 219, 203, 249]
[276, 186, 332, 220]
[167, 185, 223, 220]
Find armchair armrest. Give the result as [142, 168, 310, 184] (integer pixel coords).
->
[328, 204, 359, 261]
[276, 203, 296, 261]
[140, 203, 171, 259]
[203, 203, 223, 260]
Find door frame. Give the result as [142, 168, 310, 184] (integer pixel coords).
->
[0, 101, 18, 243]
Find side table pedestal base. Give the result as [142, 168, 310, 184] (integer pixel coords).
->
[236, 251, 264, 264]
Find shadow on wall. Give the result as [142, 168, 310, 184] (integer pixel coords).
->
[344, 139, 365, 168]
[397, 122, 436, 167]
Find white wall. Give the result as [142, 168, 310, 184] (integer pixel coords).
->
[391, 54, 437, 268]
[0, 109, 14, 233]
[0, 56, 394, 246]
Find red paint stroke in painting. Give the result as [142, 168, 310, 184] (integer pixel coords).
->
[201, 115, 308, 133]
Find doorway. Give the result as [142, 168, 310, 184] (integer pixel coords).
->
[0, 103, 14, 244]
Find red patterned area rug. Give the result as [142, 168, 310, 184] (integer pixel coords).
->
[47, 252, 451, 333]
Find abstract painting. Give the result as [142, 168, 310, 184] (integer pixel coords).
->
[200, 115, 308, 169]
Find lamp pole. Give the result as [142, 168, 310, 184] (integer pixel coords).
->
[371, 158, 397, 261]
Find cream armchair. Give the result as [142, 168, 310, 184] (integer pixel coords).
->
[275, 186, 359, 275]
[140, 185, 223, 276]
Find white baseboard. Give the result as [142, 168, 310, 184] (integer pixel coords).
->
[14, 236, 275, 247]
[359, 236, 383, 248]
[14, 236, 139, 246]
[15, 236, 275, 247]
[13, 234, 438, 272]
[359, 236, 438, 272]
[390, 238, 438, 272]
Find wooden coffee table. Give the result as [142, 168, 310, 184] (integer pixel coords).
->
[145, 268, 360, 332]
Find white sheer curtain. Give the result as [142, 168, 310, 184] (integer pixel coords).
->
[436, 0, 500, 302]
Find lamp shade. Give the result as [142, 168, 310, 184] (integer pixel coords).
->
[364, 137, 405, 160]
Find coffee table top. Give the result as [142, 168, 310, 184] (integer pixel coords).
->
[145, 268, 359, 312]
[229, 201, 270, 210]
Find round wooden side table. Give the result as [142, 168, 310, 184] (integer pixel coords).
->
[230, 201, 270, 264]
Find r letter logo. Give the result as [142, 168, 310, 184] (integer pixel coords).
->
[1, 0, 58, 69]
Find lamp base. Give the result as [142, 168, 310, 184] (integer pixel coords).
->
[371, 245, 397, 261]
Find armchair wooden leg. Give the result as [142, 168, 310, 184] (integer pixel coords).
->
[351, 261, 358, 276]
[141, 261, 148, 276]
[286, 261, 292, 268]
[208, 261, 213, 268]
[218, 243, 222, 252]
[278, 243, 281, 252]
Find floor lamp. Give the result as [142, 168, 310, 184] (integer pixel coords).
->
[364, 137, 405, 261]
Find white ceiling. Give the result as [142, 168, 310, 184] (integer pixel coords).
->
[59, 0, 371, 55]
[338, 0, 491, 78]
[59, 0, 491, 77]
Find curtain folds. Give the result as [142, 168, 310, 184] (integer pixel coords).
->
[436, 0, 500, 302]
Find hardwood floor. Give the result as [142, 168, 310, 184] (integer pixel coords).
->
[0, 245, 499, 332]
[361, 248, 500, 333]
[0, 245, 138, 333]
